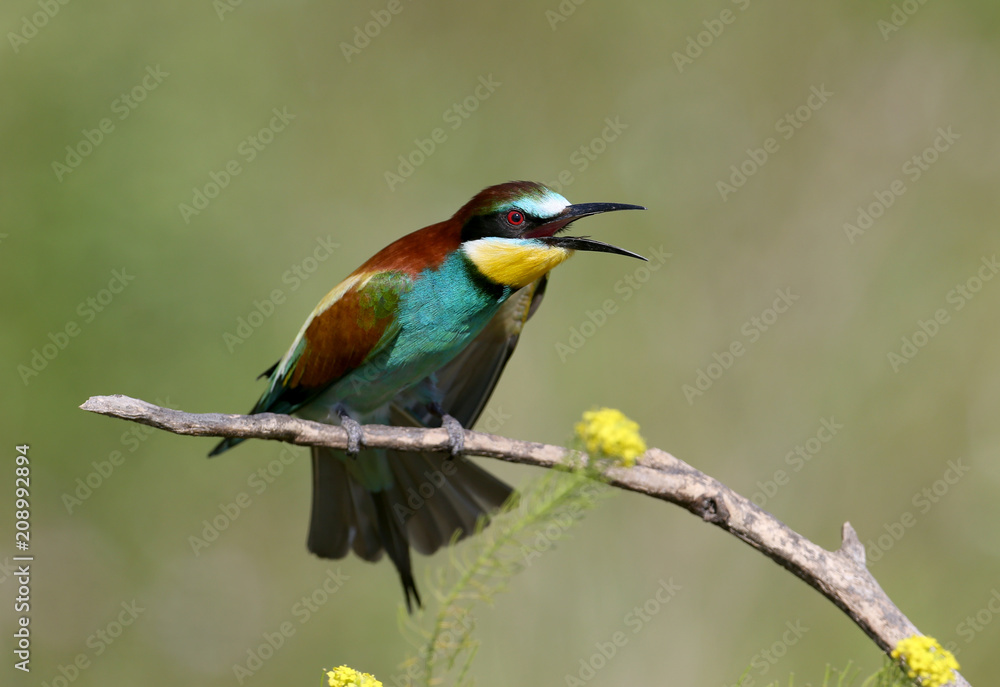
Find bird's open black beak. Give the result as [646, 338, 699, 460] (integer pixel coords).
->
[527, 202, 647, 261]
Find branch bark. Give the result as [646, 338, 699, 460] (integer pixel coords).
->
[80, 394, 969, 687]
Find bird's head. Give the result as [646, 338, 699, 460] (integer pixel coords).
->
[455, 181, 645, 289]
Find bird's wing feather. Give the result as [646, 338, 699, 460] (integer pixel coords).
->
[207, 271, 410, 457]
[254, 270, 413, 415]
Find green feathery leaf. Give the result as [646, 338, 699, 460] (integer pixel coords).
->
[400, 458, 612, 687]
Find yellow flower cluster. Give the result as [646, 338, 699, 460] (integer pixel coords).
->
[575, 408, 647, 467]
[326, 666, 383, 687]
[890, 635, 959, 687]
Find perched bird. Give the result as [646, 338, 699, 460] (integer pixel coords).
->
[210, 181, 644, 609]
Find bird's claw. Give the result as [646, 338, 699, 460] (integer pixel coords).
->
[337, 409, 364, 456]
[440, 413, 465, 457]
[427, 402, 465, 457]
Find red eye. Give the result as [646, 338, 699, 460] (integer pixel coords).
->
[507, 210, 524, 226]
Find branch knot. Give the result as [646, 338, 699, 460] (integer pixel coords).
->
[695, 494, 729, 524]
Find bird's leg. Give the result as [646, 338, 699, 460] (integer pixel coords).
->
[335, 406, 364, 456]
[428, 402, 465, 457]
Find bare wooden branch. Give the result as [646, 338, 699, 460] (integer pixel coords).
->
[80, 394, 969, 687]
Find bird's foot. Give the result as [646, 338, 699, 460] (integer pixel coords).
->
[429, 403, 465, 457]
[336, 408, 364, 456]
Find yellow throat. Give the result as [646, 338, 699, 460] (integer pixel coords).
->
[463, 238, 573, 288]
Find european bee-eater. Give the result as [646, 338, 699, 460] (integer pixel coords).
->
[210, 181, 644, 609]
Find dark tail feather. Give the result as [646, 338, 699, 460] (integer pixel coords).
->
[306, 446, 513, 611]
[389, 450, 513, 555]
[307, 446, 420, 609]
[307, 447, 355, 558]
[372, 491, 421, 612]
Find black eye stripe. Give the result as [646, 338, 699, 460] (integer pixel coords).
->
[461, 208, 532, 242]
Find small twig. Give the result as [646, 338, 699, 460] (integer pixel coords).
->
[80, 394, 969, 687]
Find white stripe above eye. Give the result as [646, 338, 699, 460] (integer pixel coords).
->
[520, 191, 570, 219]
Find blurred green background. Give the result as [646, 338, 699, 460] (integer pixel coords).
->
[3, 1, 999, 685]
